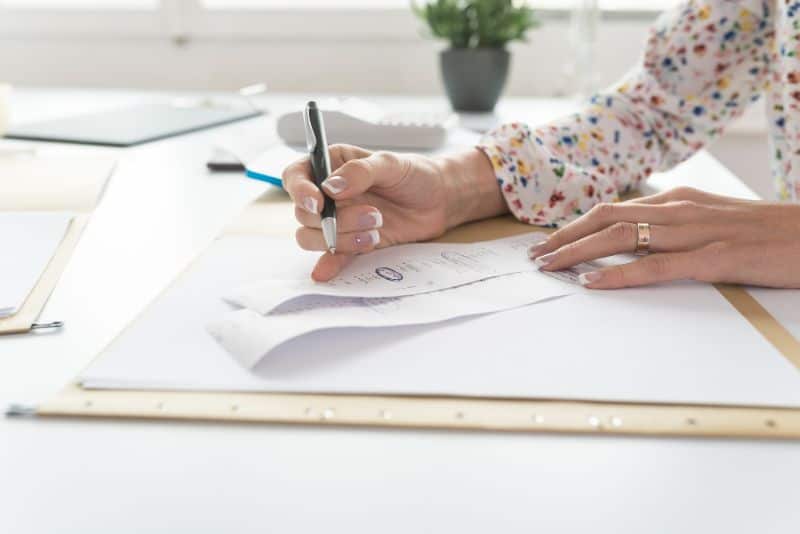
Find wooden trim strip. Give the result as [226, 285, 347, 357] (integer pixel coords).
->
[37, 383, 800, 440]
[716, 284, 800, 370]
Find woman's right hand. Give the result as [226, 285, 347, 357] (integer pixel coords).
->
[281, 144, 506, 281]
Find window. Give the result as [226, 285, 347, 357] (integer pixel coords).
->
[1, 0, 682, 12]
[0, 0, 681, 41]
[0, 0, 157, 7]
[199, 0, 681, 11]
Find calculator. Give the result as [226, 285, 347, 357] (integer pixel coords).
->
[276, 98, 458, 151]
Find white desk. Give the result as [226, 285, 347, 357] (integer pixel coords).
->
[2, 89, 799, 534]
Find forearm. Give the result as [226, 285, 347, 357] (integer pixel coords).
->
[437, 148, 508, 230]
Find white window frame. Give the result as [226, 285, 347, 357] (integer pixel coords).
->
[0, 0, 669, 43]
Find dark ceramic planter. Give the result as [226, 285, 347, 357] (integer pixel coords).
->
[440, 47, 510, 112]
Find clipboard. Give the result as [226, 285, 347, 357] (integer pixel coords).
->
[13, 195, 800, 440]
[0, 153, 116, 335]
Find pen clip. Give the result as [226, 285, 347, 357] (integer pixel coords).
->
[303, 106, 316, 153]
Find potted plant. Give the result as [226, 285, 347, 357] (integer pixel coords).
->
[413, 0, 539, 112]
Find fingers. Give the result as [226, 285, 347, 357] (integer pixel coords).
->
[297, 226, 381, 254]
[524, 186, 790, 290]
[625, 186, 751, 207]
[282, 156, 324, 215]
[282, 144, 374, 217]
[531, 201, 708, 258]
[311, 252, 354, 282]
[295, 203, 383, 254]
[320, 151, 411, 202]
[281, 145, 391, 282]
[534, 222, 725, 272]
[295, 204, 382, 232]
[576, 238, 800, 289]
[327, 143, 372, 169]
[578, 250, 702, 289]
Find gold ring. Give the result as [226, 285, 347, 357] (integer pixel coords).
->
[635, 223, 651, 255]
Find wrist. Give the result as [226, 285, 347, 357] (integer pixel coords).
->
[437, 148, 508, 230]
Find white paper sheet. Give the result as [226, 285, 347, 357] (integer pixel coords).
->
[0, 211, 73, 318]
[209, 271, 573, 368]
[214, 122, 281, 166]
[80, 234, 800, 407]
[226, 233, 550, 314]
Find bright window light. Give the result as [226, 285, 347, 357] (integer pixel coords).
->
[199, 0, 681, 11]
[0, 0, 681, 11]
[0, 0, 157, 7]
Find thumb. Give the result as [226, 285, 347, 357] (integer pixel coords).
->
[321, 151, 410, 200]
[311, 251, 353, 282]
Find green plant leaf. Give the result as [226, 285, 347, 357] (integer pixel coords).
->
[411, 0, 539, 49]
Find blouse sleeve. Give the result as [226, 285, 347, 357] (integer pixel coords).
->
[477, 0, 774, 226]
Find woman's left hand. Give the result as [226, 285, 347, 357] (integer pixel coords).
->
[528, 187, 800, 289]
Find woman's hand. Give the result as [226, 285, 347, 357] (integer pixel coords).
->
[282, 144, 506, 281]
[529, 187, 800, 289]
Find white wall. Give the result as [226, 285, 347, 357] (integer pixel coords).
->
[707, 134, 773, 200]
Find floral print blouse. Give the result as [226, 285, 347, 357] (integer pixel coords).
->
[478, 0, 797, 227]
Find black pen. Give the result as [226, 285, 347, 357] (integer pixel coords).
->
[303, 101, 337, 253]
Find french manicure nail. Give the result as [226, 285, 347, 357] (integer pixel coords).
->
[354, 229, 380, 247]
[528, 243, 547, 259]
[578, 271, 603, 286]
[533, 252, 556, 268]
[358, 211, 383, 229]
[302, 196, 318, 214]
[322, 176, 347, 195]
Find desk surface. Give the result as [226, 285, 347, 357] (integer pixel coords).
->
[2, 89, 799, 534]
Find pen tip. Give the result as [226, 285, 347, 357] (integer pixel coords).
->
[329, 247, 336, 255]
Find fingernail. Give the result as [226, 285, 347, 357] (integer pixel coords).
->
[533, 252, 556, 268]
[322, 176, 347, 195]
[358, 211, 383, 229]
[528, 243, 547, 259]
[354, 229, 380, 247]
[302, 196, 318, 214]
[578, 271, 603, 286]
